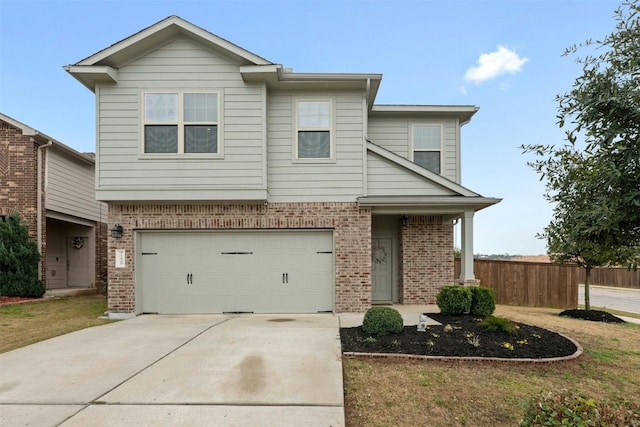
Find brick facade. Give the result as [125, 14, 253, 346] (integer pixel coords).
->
[399, 215, 454, 304]
[1, 118, 107, 291]
[0, 121, 47, 282]
[107, 202, 372, 314]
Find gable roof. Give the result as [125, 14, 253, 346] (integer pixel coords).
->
[361, 141, 501, 214]
[64, 15, 272, 91]
[76, 15, 272, 68]
[64, 16, 383, 105]
[0, 113, 95, 165]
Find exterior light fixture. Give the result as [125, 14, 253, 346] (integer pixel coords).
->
[110, 224, 124, 239]
[401, 215, 409, 226]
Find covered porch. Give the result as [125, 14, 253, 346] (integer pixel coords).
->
[361, 196, 500, 305]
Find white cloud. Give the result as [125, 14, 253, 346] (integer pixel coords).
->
[465, 45, 529, 84]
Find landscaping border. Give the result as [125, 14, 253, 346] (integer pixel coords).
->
[342, 330, 583, 364]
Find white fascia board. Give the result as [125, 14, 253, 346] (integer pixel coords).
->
[357, 195, 502, 213]
[63, 65, 118, 92]
[75, 16, 271, 67]
[366, 142, 478, 197]
[371, 105, 479, 124]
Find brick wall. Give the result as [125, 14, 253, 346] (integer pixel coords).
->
[399, 215, 454, 304]
[0, 121, 47, 283]
[107, 202, 372, 314]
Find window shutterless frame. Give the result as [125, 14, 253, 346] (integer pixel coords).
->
[140, 90, 222, 158]
[411, 124, 442, 174]
[294, 99, 334, 162]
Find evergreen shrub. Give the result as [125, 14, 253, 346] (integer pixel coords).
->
[362, 306, 404, 336]
[436, 285, 471, 315]
[0, 213, 45, 297]
[470, 286, 496, 317]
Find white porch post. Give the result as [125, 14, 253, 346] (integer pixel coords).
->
[459, 210, 476, 283]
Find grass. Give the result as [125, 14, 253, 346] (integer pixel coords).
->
[343, 305, 640, 427]
[0, 295, 114, 353]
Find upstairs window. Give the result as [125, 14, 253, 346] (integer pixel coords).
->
[412, 125, 442, 174]
[143, 92, 219, 155]
[296, 100, 332, 159]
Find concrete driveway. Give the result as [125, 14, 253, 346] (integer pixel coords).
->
[0, 314, 344, 426]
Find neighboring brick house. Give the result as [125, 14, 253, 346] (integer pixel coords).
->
[0, 113, 108, 293]
[65, 16, 500, 318]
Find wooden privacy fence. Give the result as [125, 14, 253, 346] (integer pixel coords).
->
[454, 259, 579, 309]
[581, 267, 640, 289]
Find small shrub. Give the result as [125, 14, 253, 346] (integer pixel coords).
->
[436, 285, 471, 315]
[481, 316, 518, 335]
[0, 213, 45, 298]
[519, 389, 640, 426]
[362, 306, 404, 336]
[469, 286, 496, 317]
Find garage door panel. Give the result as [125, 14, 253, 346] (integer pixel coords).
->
[138, 231, 333, 314]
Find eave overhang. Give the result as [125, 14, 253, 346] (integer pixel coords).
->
[0, 113, 95, 165]
[370, 104, 479, 125]
[63, 65, 118, 92]
[241, 65, 382, 108]
[357, 195, 502, 216]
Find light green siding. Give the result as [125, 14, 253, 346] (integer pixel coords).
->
[367, 152, 458, 196]
[267, 92, 366, 201]
[47, 147, 107, 222]
[367, 116, 460, 183]
[95, 37, 267, 201]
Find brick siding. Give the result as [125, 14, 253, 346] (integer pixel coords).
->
[399, 215, 454, 304]
[107, 202, 372, 314]
[0, 121, 47, 283]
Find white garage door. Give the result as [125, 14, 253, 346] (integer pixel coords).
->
[137, 230, 334, 314]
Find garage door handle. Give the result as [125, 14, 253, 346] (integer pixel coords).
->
[282, 273, 289, 284]
[186, 273, 193, 284]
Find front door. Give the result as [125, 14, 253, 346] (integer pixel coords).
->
[371, 238, 393, 302]
[66, 237, 90, 287]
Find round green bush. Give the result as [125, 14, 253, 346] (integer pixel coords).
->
[362, 306, 404, 336]
[470, 286, 496, 317]
[436, 285, 471, 315]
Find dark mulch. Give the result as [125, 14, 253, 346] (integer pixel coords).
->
[340, 313, 578, 359]
[560, 309, 625, 323]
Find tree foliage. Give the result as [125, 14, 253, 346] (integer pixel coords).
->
[523, 1, 640, 309]
[0, 213, 45, 297]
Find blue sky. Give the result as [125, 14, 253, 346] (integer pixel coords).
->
[0, 0, 622, 255]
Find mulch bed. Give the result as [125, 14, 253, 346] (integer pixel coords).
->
[340, 313, 578, 359]
[560, 309, 625, 323]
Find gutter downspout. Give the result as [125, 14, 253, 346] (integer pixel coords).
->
[36, 139, 52, 280]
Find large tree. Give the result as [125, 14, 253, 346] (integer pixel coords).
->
[523, 1, 640, 309]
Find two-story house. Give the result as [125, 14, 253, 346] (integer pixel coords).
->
[0, 113, 108, 294]
[65, 16, 500, 318]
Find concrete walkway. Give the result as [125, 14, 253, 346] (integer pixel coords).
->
[0, 314, 344, 426]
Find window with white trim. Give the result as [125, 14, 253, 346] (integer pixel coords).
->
[296, 100, 332, 159]
[412, 125, 442, 174]
[143, 92, 219, 154]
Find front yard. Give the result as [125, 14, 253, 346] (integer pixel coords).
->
[0, 295, 113, 353]
[343, 305, 640, 426]
[2, 297, 639, 426]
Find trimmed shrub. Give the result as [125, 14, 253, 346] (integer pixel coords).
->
[519, 389, 640, 426]
[362, 306, 404, 336]
[470, 286, 496, 317]
[436, 285, 471, 315]
[0, 213, 45, 298]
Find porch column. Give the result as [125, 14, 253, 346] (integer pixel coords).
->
[459, 210, 476, 283]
